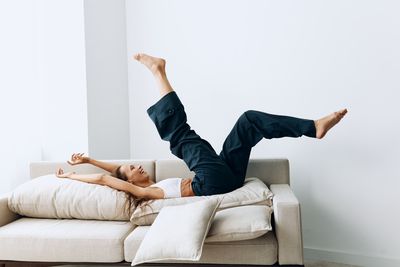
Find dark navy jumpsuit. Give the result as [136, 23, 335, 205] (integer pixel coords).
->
[147, 91, 316, 196]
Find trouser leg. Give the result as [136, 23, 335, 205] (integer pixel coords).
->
[147, 91, 221, 171]
[219, 110, 316, 184]
[147, 91, 236, 196]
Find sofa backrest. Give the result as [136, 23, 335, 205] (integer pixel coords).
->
[30, 158, 290, 186]
[155, 158, 290, 186]
[30, 160, 156, 180]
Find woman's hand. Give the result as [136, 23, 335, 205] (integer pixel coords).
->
[67, 153, 89, 165]
[56, 168, 75, 178]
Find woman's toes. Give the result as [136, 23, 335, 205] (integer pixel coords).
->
[132, 53, 165, 74]
[133, 53, 141, 61]
[315, 109, 347, 139]
[338, 109, 347, 118]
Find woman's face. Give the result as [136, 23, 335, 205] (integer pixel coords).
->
[119, 164, 150, 184]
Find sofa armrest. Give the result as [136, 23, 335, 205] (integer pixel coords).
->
[270, 184, 304, 265]
[0, 192, 20, 227]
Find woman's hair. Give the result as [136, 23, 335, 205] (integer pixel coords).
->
[113, 165, 155, 216]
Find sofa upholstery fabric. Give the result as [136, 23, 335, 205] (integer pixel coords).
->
[8, 174, 131, 221]
[131, 198, 222, 266]
[270, 184, 304, 265]
[205, 204, 273, 242]
[0, 158, 305, 266]
[124, 226, 278, 265]
[131, 177, 273, 225]
[0, 193, 20, 227]
[0, 217, 135, 262]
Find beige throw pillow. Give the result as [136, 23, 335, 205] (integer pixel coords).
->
[205, 205, 273, 242]
[8, 174, 130, 220]
[131, 197, 222, 266]
[131, 177, 273, 225]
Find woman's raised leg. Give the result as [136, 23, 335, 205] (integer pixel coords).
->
[133, 53, 237, 195]
[219, 109, 347, 184]
[133, 53, 221, 171]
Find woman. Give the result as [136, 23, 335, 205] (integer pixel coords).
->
[56, 53, 348, 205]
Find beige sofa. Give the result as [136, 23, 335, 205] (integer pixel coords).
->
[0, 158, 304, 267]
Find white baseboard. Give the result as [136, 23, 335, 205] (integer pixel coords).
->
[304, 247, 400, 267]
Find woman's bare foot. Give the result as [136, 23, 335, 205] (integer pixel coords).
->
[314, 109, 348, 139]
[133, 53, 166, 75]
[133, 53, 174, 97]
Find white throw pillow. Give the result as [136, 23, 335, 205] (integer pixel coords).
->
[205, 205, 273, 242]
[131, 177, 273, 225]
[131, 197, 222, 266]
[8, 174, 130, 220]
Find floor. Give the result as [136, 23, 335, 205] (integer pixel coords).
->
[59, 260, 361, 267]
[304, 260, 360, 267]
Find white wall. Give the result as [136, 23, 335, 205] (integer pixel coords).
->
[37, 0, 88, 161]
[0, 0, 88, 194]
[0, 0, 41, 194]
[84, 0, 131, 160]
[126, 0, 400, 266]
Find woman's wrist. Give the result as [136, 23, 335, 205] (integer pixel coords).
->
[68, 172, 80, 179]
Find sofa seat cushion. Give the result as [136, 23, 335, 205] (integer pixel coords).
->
[125, 226, 277, 265]
[0, 217, 135, 262]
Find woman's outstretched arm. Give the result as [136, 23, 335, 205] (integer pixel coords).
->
[101, 174, 147, 198]
[67, 153, 120, 174]
[56, 168, 103, 184]
[56, 169, 145, 197]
